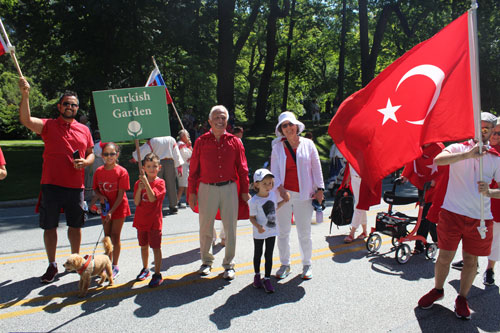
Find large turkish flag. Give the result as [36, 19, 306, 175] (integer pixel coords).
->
[329, 12, 474, 193]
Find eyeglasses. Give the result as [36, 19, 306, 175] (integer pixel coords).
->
[102, 153, 117, 157]
[281, 122, 295, 129]
[62, 101, 79, 108]
[493, 131, 500, 136]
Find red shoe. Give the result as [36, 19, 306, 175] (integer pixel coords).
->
[455, 295, 471, 320]
[418, 288, 444, 309]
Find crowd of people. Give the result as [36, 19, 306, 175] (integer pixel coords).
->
[3, 77, 499, 319]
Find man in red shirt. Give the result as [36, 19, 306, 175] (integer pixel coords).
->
[188, 105, 250, 280]
[18, 77, 94, 283]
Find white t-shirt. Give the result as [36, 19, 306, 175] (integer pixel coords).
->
[248, 191, 279, 239]
[441, 140, 500, 219]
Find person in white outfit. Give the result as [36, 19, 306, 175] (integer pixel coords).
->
[343, 165, 368, 242]
[271, 111, 324, 280]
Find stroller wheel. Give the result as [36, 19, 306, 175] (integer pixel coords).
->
[396, 244, 411, 264]
[391, 237, 400, 247]
[366, 234, 382, 253]
[425, 243, 438, 260]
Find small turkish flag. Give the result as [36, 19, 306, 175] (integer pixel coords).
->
[329, 12, 474, 193]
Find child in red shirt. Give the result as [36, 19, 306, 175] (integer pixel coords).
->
[90, 142, 131, 279]
[133, 153, 166, 288]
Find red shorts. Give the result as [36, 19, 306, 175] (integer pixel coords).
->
[137, 229, 162, 249]
[437, 209, 493, 256]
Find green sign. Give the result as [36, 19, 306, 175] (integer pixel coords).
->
[92, 86, 170, 142]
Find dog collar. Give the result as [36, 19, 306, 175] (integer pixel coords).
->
[77, 255, 93, 275]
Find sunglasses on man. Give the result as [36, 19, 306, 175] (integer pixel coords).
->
[62, 101, 79, 108]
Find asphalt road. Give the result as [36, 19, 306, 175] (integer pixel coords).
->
[0, 181, 499, 332]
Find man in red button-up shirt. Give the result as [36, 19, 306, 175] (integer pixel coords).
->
[188, 105, 250, 280]
[19, 77, 94, 284]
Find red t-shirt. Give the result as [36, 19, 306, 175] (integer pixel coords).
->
[0, 146, 5, 166]
[188, 131, 249, 194]
[284, 146, 300, 192]
[133, 177, 166, 231]
[40, 117, 93, 189]
[93, 165, 131, 219]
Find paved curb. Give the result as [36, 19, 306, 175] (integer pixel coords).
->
[0, 198, 38, 208]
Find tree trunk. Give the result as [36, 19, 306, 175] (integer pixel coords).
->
[216, 0, 236, 111]
[358, 1, 424, 87]
[358, 0, 370, 87]
[217, 0, 261, 113]
[254, 0, 289, 126]
[281, 0, 296, 111]
[334, 0, 347, 106]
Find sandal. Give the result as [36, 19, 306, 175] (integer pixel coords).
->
[344, 235, 354, 243]
[356, 232, 367, 240]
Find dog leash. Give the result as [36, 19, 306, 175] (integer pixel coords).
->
[91, 225, 105, 258]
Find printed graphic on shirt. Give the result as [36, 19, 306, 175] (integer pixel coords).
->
[262, 200, 276, 229]
[99, 181, 117, 193]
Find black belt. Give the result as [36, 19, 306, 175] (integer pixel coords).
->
[207, 180, 233, 187]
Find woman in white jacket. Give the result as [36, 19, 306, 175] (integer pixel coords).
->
[271, 111, 324, 280]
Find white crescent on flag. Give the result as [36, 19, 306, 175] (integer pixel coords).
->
[396, 64, 445, 125]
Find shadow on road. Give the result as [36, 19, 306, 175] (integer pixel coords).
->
[367, 253, 435, 281]
[209, 275, 306, 329]
[414, 280, 500, 332]
[133, 272, 229, 318]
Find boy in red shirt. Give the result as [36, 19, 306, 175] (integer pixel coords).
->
[133, 153, 166, 288]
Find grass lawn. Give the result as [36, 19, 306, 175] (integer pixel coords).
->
[0, 119, 333, 201]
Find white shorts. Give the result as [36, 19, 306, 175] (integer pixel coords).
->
[177, 164, 189, 187]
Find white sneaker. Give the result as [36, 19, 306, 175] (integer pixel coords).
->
[223, 268, 235, 280]
[198, 264, 211, 276]
[301, 265, 312, 280]
[276, 265, 291, 279]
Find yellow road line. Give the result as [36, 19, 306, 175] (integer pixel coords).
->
[0, 228, 253, 264]
[0, 237, 394, 320]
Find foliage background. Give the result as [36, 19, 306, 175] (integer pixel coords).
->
[0, 0, 497, 139]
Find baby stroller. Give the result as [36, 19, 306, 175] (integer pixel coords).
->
[365, 179, 438, 264]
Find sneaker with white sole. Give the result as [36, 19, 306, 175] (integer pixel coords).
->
[301, 265, 312, 280]
[483, 268, 495, 286]
[198, 264, 211, 276]
[40, 264, 58, 283]
[223, 268, 235, 280]
[455, 295, 471, 320]
[112, 265, 120, 279]
[136, 268, 151, 281]
[276, 265, 291, 279]
[418, 288, 444, 309]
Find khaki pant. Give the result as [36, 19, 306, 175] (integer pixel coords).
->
[159, 159, 177, 209]
[198, 182, 238, 269]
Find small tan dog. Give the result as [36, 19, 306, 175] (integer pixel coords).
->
[63, 236, 114, 297]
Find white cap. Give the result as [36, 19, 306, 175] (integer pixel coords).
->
[253, 168, 274, 182]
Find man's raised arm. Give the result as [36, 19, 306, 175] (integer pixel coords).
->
[18, 77, 44, 134]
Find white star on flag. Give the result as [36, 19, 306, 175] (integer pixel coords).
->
[377, 98, 401, 125]
[426, 162, 438, 174]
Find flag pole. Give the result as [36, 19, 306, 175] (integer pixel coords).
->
[134, 139, 144, 176]
[0, 17, 23, 77]
[151, 56, 185, 131]
[468, 0, 486, 239]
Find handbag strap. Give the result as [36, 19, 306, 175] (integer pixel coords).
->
[284, 140, 297, 164]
